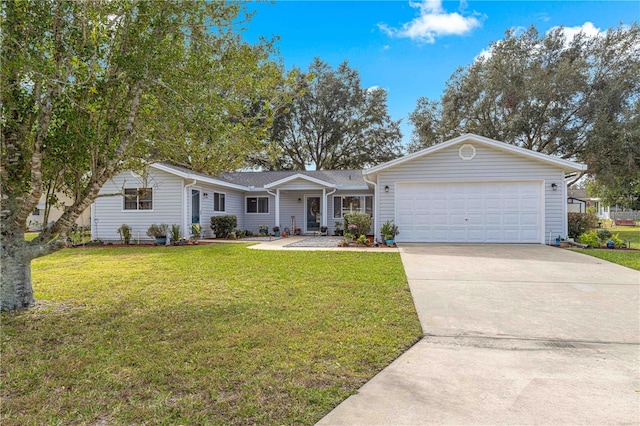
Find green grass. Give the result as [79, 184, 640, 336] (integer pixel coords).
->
[573, 249, 640, 271]
[1, 244, 422, 425]
[24, 232, 39, 241]
[574, 226, 640, 270]
[605, 225, 640, 246]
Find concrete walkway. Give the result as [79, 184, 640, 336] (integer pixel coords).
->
[318, 244, 640, 425]
[245, 236, 398, 252]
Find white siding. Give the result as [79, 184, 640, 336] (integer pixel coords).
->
[190, 185, 245, 238]
[93, 169, 184, 242]
[242, 192, 276, 234]
[375, 143, 566, 242]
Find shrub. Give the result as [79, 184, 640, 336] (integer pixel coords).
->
[611, 233, 625, 248]
[597, 229, 612, 241]
[170, 224, 181, 242]
[244, 230, 253, 237]
[567, 213, 598, 238]
[344, 212, 371, 237]
[210, 215, 237, 238]
[117, 224, 132, 244]
[578, 230, 601, 248]
[147, 223, 169, 238]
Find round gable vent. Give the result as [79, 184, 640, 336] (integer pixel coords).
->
[459, 144, 476, 160]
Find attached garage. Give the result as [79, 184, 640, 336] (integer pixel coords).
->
[395, 181, 542, 243]
[364, 134, 587, 244]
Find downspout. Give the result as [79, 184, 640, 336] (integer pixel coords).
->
[184, 179, 197, 239]
[266, 189, 279, 228]
[324, 187, 337, 228]
[363, 175, 378, 242]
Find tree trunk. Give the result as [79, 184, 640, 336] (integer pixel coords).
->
[1, 229, 35, 311]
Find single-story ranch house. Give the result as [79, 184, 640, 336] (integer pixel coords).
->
[92, 134, 586, 244]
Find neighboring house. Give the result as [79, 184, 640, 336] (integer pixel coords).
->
[92, 134, 586, 244]
[27, 193, 91, 231]
[567, 188, 610, 220]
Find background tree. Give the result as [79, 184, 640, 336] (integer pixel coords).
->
[1, 0, 293, 311]
[252, 58, 404, 170]
[409, 24, 640, 192]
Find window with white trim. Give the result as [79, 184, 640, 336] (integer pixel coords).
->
[334, 195, 373, 218]
[123, 188, 153, 210]
[246, 196, 269, 214]
[213, 192, 226, 212]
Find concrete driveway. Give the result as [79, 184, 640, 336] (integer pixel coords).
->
[318, 245, 640, 425]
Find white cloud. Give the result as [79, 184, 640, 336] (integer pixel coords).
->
[553, 22, 603, 41]
[379, 0, 482, 44]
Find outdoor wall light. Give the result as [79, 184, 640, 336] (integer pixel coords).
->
[551, 183, 558, 191]
[384, 185, 390, 193]
[298, 198, 302, 203]
[203, 192, 209, 199]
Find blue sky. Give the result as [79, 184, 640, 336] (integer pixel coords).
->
[243, 1, 639, 145]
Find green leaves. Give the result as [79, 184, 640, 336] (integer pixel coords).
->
[409, 23, 640, 200]
[1, 0, 290, 243]
[256, 58, 404, 170]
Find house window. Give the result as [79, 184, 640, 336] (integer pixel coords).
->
[124, 188, 153, 210]
[334, 195, 373, 218]
[246, 196, 269, 214]
[213, 192, 226, 212]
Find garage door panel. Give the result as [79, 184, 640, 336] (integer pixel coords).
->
[396, 182, 541, 243]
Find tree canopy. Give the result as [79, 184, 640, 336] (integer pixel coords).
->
[251, 58, 404, 170]
[0, 0, 293, 310]
[409, 24, 640, 198]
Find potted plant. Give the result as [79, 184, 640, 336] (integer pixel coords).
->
[170, 224, 182, 245]
[294, 227, 302, 236]
[190, 223, 202, 244]
[147, 223, 169, 245]
[380, 220, 399, 245]
[320, 226, 328, 236]
[334, 221, 343, 236]
[259, 225, 268, 237]
[273, 226, 281, 237]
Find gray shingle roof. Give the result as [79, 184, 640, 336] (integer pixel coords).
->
[218, 169, 369, 188]
[157, 163, 369, 189]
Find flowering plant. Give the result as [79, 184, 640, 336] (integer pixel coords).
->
[348, 224, 358, 233]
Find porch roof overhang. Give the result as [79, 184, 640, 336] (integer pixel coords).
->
[264, 173, 337, 190]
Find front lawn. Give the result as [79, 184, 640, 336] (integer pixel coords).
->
[1, 244, 422, 425]
[573, 249, 640, 271]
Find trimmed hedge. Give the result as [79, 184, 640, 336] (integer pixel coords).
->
[210, 215, 237, 238]
[567, 212, 598, 238]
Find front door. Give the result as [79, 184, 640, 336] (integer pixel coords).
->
[191, 189, 200, 224]
[306, 196, 321, 232]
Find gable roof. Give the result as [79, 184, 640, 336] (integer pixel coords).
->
[220, 169, 368, 189]
[364, 133, 587, 176]
[151, 163, 370, 190]
[264, 173, 337, 189]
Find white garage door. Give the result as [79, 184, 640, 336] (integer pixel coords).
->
[395, 181, 542, 243]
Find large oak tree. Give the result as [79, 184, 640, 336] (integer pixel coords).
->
[252, 58, 404, 170]
[1, 0, 293, 310]
[409, 24, 640, 194]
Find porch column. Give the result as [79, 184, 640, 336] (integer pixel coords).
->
[321, 188, 327, 227]
[275, 188, 280, 227]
